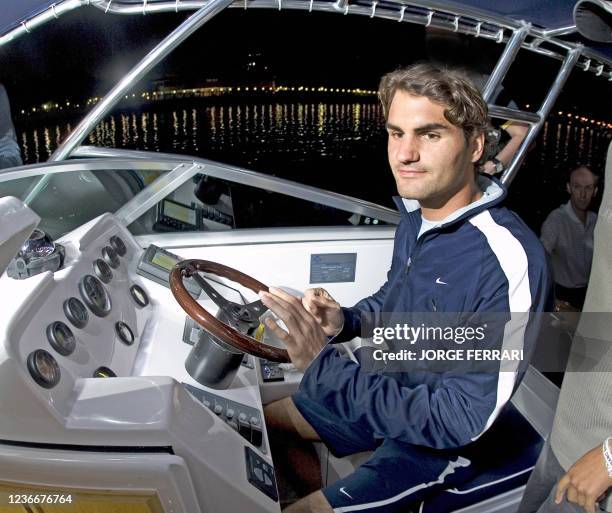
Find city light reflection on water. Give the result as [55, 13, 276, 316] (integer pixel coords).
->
[16, 100, 611, 227]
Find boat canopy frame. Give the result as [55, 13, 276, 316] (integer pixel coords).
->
[1, 0, 609, 195]
[2, 0, 610, 77]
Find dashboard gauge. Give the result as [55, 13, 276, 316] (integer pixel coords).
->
[46, 321, 76, 356]
[115, 321, 135, 346]
[110, 235, 127, 257]
[102, 246, 120, 269]
[130, 284, 149, 308]
[79, 275, 112, 317]
[93, 366, 116, 378]
[63, 297, 89, 329]
[93, 258, 113, 284]
[27, 349, 61, 389]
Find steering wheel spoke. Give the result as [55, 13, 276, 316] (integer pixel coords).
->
[169, 259, 289, 363]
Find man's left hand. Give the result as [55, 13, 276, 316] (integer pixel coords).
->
[259, 287, 328, 371]
[555, 444, 612, 513]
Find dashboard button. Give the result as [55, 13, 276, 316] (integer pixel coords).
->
[251, 427, 263, 447]
[239, 420, 251, 440]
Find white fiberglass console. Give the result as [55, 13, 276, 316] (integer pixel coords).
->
[0, 207, 279, 513]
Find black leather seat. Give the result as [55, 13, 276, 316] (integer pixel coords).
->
[421, 402, 543, 512]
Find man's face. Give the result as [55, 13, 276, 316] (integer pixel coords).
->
[566, 167, 597, 212]
[386, 91, 483, 207]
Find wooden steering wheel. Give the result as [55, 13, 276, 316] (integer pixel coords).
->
[169, 259, 289, 362]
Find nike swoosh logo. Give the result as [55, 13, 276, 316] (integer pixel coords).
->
[435, 277, 448, 285]
[339, 487, 353, 500]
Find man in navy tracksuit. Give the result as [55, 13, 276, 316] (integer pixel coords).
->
[260, 63, 552, 513]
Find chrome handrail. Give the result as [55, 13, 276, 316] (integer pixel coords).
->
[482, 24, 530, 103]
[502, 47, 582, 186]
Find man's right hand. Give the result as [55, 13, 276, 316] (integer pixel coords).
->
[301, 288, 344, 337]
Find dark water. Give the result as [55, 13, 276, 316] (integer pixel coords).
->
[15, 99, 611, 231]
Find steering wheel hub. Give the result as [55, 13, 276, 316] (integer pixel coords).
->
[170, 259, 289, 363]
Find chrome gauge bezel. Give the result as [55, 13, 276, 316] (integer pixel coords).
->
[93, 366, 117, 378]
[27, 349, 61, 389]
[102, 245, 120, 269]
[79, 274, 112, 318]
[46, 321, 76, 356]
[63, 297, 89, 329]
[93, 258, 113, 284]
[110, 235, 127, 257]
[115, 321, 135, 346]
[130, 284, 149, 308]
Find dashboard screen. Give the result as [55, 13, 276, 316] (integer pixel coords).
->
[151, 250, 177, 272]
[163, 200, 197, 226]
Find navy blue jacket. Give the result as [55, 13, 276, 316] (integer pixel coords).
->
[296, 176, 553, 450]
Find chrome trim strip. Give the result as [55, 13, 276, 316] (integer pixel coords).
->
[0, 158, 177, 183]
[115, 162, 201, 225]
[73, 146, 192, 161]
[541, 24, 578, 38]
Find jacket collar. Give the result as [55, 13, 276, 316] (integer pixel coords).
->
[392, 174, 507, 230]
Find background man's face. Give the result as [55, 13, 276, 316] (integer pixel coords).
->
[566, 167, 597, 212]
[386, 91, 482, 207]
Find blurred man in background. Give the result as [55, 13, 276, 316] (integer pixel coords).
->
[540, 165, 598, 310]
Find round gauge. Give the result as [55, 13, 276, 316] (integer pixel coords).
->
[110, 235, 127, 257]
[130, 284, 149, 308]
[63, 297, 89, 329]
[115, 321, 135, 346]
[93, 366, 116, 378]
[102, 246, 120, 269]
[27, 349, 61, 389]
[93, 258, 113, 284]
[79, 275, 112, 317]
[46, 321, 76, 356]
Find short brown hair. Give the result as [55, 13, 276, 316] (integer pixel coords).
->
[378, 62, 490, 142]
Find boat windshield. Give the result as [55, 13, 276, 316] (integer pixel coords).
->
[0, 156, 397, 240]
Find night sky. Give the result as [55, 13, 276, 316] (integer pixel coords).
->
[0, 5, 610, 121]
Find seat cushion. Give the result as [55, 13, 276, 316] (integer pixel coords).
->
[421, 402, 543, 512]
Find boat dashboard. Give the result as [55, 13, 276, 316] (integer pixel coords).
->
[0, 212, 302, 513]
